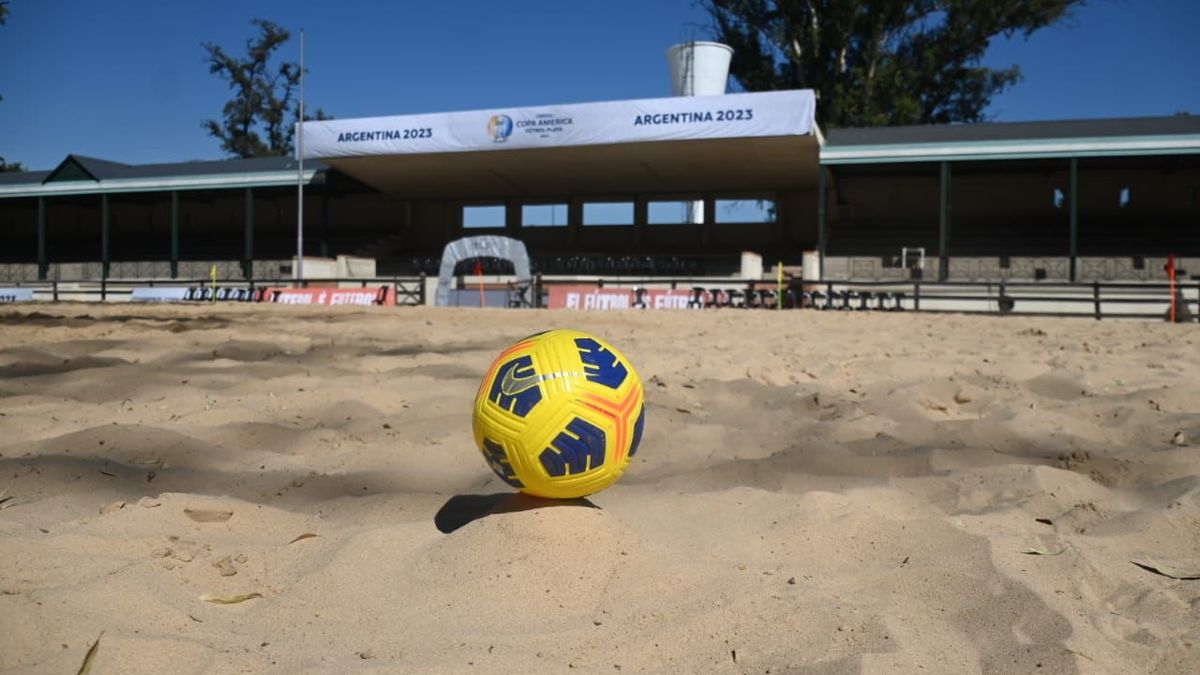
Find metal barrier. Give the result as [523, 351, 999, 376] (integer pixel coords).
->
[7, 274, 1197, 322]
[5, 276, 428, 307]
[535, 276, 1200, 322]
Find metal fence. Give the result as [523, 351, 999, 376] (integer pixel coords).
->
[4, 276, 428, 306]
[5, 275, 1198, 322]
[535, 276, 1200, 322]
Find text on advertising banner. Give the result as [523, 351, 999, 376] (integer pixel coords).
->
[547, 285, 698, 310]
[300, 90, 815, 159]
[264, 287, 395, 306]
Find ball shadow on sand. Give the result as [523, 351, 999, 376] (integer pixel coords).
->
[434, 492, 598, 534]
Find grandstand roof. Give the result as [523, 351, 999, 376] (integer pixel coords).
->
[0, 155, 324, 198]
[821, 115, 1200, 164]
[3, 111, 1196, 200]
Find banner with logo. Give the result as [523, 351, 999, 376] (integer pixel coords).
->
[547, 285, 699, 310]
[300, 90, 815, 159]
[263, 287, 395, 306]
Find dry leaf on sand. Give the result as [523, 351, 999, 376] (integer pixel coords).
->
[1131, 558, 1200, 580]
[199, 592, 263, 604]
[184, 508, 233, 523]
[75, 632, 103, 675]
[1022, 547, 1066, 556]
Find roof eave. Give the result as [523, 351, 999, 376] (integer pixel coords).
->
[821, 135, 1200, 165]
[0, 169, 323, 199]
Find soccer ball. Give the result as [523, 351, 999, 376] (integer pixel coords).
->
[472, 329, 645, 499]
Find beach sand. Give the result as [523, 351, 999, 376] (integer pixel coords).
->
[1, 304, 1197, 674]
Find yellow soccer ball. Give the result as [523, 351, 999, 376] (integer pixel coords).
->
[472, 329, 645, 499]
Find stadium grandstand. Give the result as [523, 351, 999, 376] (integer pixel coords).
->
[0, 42, 1197, 288]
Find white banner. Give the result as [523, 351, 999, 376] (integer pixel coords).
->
[130, 287, 190, 303]
[300, 90, 815, 159]
[0, 288, 35, 303]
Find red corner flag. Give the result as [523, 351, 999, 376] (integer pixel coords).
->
[1166, 255, 1177, 323]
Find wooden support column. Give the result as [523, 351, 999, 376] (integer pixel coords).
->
[633, 195, 647, 248]
[505, 201, 521, 239]
[701, 196, 714, 247]
[101, 193, 110, 280]
[37, 196, 47, 280]
[170, 191, 179, 278]
[243, 187, 254, 279]
[772, 191, 786, 247]
[1069, 157, 1079, 282]
[817, 167, 827, 279]
[938, 161, 951, 282]
[321, 179, 331, 257]
[567, 198, 583, 248]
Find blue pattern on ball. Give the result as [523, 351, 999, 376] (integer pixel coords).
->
[482, 438, 524, 488]
[540, 417, 607, 477]
[629, 405, 645, 457]
[574, 337, 627, 390]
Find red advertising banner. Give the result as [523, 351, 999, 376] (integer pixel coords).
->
[263, 287, 395, 306]
[546, 285, 697, 310]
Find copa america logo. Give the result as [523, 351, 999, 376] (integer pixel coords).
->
[488, 114, 513, 142]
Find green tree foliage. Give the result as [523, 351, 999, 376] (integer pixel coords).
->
[1, 0, 10, 104]
[704, 0, 1083, 128]
[202, 18, 330, 158]
[0, 0, 22, 171]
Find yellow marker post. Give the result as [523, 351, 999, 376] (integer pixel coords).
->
[210, 264, 217, 303]
[776, 261, 783, 310]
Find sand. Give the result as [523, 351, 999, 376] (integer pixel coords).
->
[0, 304, 1197, 674]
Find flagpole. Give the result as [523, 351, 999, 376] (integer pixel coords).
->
[295, 28, 305, 286]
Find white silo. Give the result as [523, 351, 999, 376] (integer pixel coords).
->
[667, 41, 733, 97]
[667, 42, 733, 224]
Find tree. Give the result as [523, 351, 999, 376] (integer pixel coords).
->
[703, 1, 1083, 128]
[202, 18, 329, 158]
[1, 1, 10, 104]
[0, 0, 22, 171]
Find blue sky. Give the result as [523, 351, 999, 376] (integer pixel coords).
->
[1, 0, 1196, 171]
